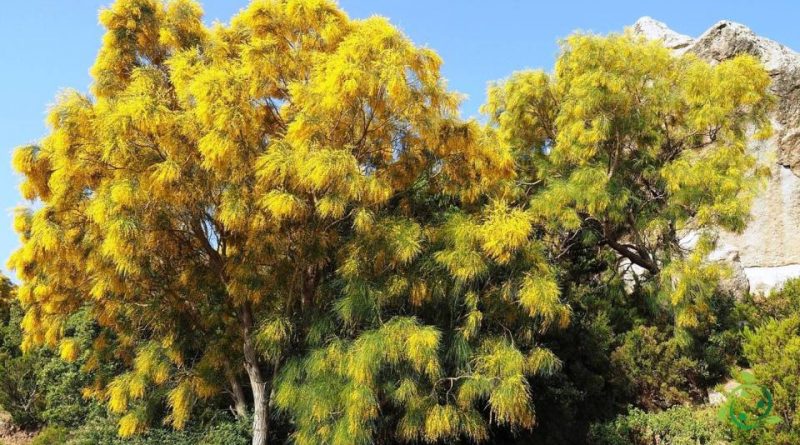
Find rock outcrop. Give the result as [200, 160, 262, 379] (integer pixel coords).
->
[634, 17, 800, 293]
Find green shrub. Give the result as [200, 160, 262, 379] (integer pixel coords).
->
[0, 300, 101, 430]
[65, 413, 250, 445]
[38, 358, 100, 427]
[737, 279, 800, 327]
[610, 326, 707, 410]
[0, 300, 45, 428]
[32, 426, 70, 445]
[198, 418, 250, 445]
[735, 314, 800, 444]
[590, 405, 730, 445]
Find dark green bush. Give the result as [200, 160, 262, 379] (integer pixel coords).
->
[737, 278, 800, 326]
[198, 418, 251, 445]
[610, 325, 707, 410]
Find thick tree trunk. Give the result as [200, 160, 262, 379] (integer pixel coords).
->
[247, 363, 270, 445]
[242, 304, 270, 445]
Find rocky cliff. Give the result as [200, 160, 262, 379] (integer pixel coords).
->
[634, 17, 800, 293]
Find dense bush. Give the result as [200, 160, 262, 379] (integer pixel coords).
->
[611, 325, 707, 410]
[0, 291, 46, 428]
[736, 315, 800, 443]
[61, 415, 250, 445]
[0, 296, 101, 429]
[608, 289, 744, 413]
[31, 426, 69, 445]
[737, 278, 800, 326]
[590, 405, 730, 445]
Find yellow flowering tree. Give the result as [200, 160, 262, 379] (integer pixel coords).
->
[270, 30, 772, 444]
[483, 33, 773, 331]
[8, 1, 508, 444]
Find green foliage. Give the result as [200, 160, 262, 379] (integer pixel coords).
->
[197, 419, 251, 445]
[737, 278, 800, 326]
[589, 405, 730, 445]
[38, 355, 102, 427]
[0, 284, 46, 428]
[608, 288, 743, 414]
[736, 309, 800, 444]
[32, 426, 70, 445]
[611, 325, 706, 410]
[63, 413, 250, 445]
[0, 282, 103, 430]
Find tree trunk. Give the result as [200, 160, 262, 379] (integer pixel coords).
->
[247, 364, 270, 445]
[227, 369, 248, 418]
[242, 304, 270, 445]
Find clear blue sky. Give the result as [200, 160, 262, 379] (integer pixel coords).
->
[1, 0, 798, 280]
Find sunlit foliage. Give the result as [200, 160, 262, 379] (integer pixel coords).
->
[483, 32, 772, 330]
[9, 0, 510, 443]
[9, 3, 774, 444]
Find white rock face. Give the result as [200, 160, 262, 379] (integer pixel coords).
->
[633, 18, 800, 293]
[632, 17, 693, 53]
[745, 265, 800, 294]
[691, 20, 800, 73]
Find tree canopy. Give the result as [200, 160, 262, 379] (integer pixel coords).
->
[8, 1, 774, 444]
[482, 33, 772, 331]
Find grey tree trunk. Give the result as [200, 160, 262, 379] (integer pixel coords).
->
[242, 305, 270, 445]
[246, 362, 269, 445]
